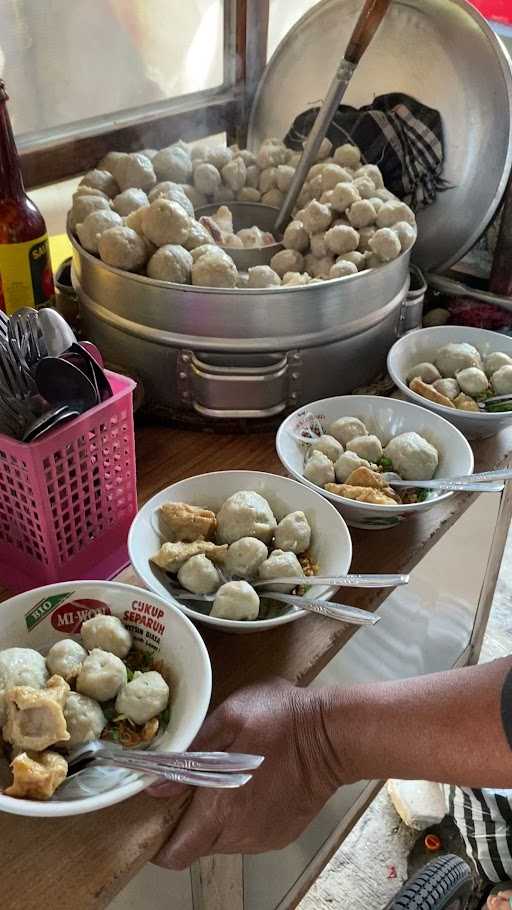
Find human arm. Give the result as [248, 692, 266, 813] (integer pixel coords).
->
[151, 658, 512, 869]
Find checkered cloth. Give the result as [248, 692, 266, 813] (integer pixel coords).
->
[284, 92, 447, 210]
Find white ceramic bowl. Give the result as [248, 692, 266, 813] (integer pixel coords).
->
[276, 396, 474, 530]
[128, 470, 352, 633]
[0, 581, 211, 818]
[388, 326, 512, 440]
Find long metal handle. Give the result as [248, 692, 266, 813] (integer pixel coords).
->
[269, 593, 380, 625]
[274, 0, 392, 234]
[452, 470, 512, 483]
[100, 748, 263, 773]
[255, 573, 409, 588]
[389, 480, 504, 492]
[426, 272, 512, 313]
[94, 757, 253, 789]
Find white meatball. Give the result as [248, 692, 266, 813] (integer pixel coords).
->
[329, 260, 358, 279]
[369, 196, 384, 213]
[192, 249, 238, 288]
[74, 185, 108, 200]
[225, 538, 268, 578]
[334, 451, 371, 483]
[247, 266, 281, 288]
[423, 308, 450, 328]
[70, 194, 111, 231]
[301, 200, 333, 234]
[321, 164, 352, 191]
[245, 165, 260, 189]
[193, 162, 222, 196]
[456, 367, 489, 397]
[178, 554, 220, 595]
[125, 207, 146, 236]
[311, 434, 343, 462]
[46, 640, 87, 682]
[270, 249, 304, 278]
[274, 511, 312, 554]
[256, 141, 287, 169]
[0, 648, 48, 726]
[312, 255, 336, 278]
[64, 692, 106, 747]
[303, 450, 335, 486]
[433, 378, 460, 401]
[329, 416, 368, 445]
[235, 226, 264, 248]
[320, 190, 335, 205]
[492, 365, 512, 395]
[181, 184, 207, 209]
[112, 187, 148, 216]
[140, 148, 157, 160]
[190, 243, 216, 261]
[325, 225, 359, 255]
[80, 169, 119, 198]
[258, 550, 304, 594]
[148, 182, 194, 216]
[259, 167, 278, 194]
[211, 581, 260, 621]
[282, 271, 311, 286]
[237, 187, 262, 203]
[310, 233, 328, 258]
[184, 220, 213, 251]
[222, 157, 247, 192]
[394, 221, 417, 252]
[406, 362, 441, 384]
[98, 226, 148, 271]
[339, 250, 367, 271]
[331, 182, 360, 213]
[205, 146, 233, 170]
[435, 343, 482, 377]
[357, 226, 376, 252]
[115, 671, 169, 725]
[76, 209, 123, 253]
[191, 144, 208, 162]
[276, 165, 295, 193]
[376, 201, 416, 228]
[334, 143, 361, 169]
[283, 221, 309, 252]
[261, 188, 285, 208]
[153, 146, 192, 183]
[76, 649, 127, 702]
[116, 153, 156, 192]
[147, 244, 193, 284]
[81, 614, 132, 659]
[384, 432, 439, 481]
[349, 200, 377, 230]
[351, 176, 375, 200]
[347, 434, 383, 462]
[316, 137, 333, 160]
[141, 198, 191, 247]
[240, 149, 257, 166]
[484, 352, 512, 376]
[355, 164, 384, 188]
[98, 150, 127, 176]
[369, 227, 402, 262]
[217, 490, 277, 545]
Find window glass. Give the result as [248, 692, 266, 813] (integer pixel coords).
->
[0, 0, 224, 139]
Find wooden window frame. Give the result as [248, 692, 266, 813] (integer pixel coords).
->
[19, 0, 269, 189]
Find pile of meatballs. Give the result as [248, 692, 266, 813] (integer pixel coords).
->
[69, 136, 417, 290]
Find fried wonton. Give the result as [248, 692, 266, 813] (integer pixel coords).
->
[454, 393, 480, 412]
[410, 378, 455, 409]
[5, 750, 68, 800]
[345, 467, 388, 489]
[3, 674, 70, 752]
[325, 484, 397, 506]
[160, 502, 217, 542]
[151, 540, 228, 573]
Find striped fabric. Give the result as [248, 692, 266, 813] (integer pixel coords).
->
[447, 785, 512, 883]
[284, 93, 447, 210]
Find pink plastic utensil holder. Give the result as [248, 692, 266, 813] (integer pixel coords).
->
[0, 371, 137, 593]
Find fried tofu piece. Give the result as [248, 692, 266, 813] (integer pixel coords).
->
[151, 540, 228, 573]
[345, 467, 388, 489]
[454, 393, 480, 412]
[410, 377, 455, 409]
[160, 502, 217, 542]
[325, 483, 397, 506]
[5, 750, 68, 800]
[3, 675, 70, 752]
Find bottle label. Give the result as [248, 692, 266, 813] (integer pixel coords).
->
[0, 233, 55, 314]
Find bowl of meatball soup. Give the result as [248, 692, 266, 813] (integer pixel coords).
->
[276, 396, 474, 529]
[0, 581, 211, 817]
[128, 471, 352, 633]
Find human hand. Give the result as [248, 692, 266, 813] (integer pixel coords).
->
[149, 679, 343, 869]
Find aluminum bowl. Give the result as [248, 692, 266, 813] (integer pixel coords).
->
[195, 202, 283, 270]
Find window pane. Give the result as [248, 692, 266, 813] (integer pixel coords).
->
[0, 0, 224, 139]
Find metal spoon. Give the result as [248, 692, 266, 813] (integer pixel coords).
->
[254, 573, 409, 589]
[35, 356, 98, 413]
[22, 406, 80, 442]
[381, 472, 504, 493]
[37, 307, 77, 357]
[478, 394, 512, 413]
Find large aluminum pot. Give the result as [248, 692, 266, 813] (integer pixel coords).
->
[71, 233, 411, 421]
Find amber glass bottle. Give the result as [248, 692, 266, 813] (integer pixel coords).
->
[0, 80, 54, 314]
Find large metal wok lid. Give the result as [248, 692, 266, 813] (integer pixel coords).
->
[248, 0, 512, 273]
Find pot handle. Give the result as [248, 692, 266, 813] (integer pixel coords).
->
[178, 351, 302, 419]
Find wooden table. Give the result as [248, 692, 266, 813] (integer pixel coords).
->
[2, 421, 512, 910]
